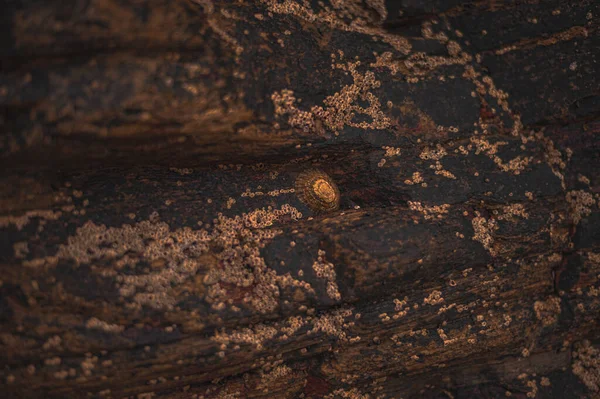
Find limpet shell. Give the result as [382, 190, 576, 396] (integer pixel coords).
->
[295, 169, 340, 212]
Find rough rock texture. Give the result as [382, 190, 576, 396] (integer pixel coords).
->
[1, 1, 599, 398]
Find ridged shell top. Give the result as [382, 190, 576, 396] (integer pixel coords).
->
[295, 169, 340, 212]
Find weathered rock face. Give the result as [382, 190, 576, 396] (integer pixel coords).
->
[0, 1, 599, 398]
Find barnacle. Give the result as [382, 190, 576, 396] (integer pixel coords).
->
[295, 169, 340, 213]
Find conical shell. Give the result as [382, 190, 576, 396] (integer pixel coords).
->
[295, 169, 340, 212]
